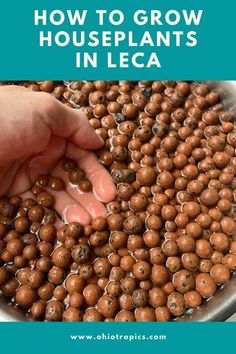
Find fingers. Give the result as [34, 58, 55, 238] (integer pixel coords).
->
[70, 192, 107, 219]
[51, 161, 108, 218]
[45, 189, 91, 226]
[67, 143, 116, 203]
[38, 93, 104, 150]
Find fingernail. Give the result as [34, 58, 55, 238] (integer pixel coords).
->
[62, 204, 79, 224]
[62, 204, 91, 225]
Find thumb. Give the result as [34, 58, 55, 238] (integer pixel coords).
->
[39, 93, 104, 150]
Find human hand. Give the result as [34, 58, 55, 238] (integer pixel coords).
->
[0, 86, 116, 225]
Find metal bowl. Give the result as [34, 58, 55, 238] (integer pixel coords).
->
[1, 81, 236, 322]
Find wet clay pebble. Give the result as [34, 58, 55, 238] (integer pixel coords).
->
[78, 179, 93, 192]
[52, 246, 71, 269]
[220, 217, 236, 234]
[133, 261, 151, 280]
[6, 238, 24, 256]
[68, 168, 86, 184]
[48, 177, 64, 191]
[14, 217, 30, 233]
[210, 264, 230, 284]
[134, 307, 156, 322]
[48, 267, 66, 285]
[123, 215, 143, 234]
[71, 245, 90, 264]
[15, 285, 38, 309]
[30, 300, 46, 319]
[184, 291, 202, 308]
[83, 308, 104, 322]
[172, 270, 195, 294]
[195, 273, 217, 298]
[39, 224, 56, 241]
[0, 267, 10, 285]
[36, 192, 54, 208]
[63, 307, 83, 322]
[115, 309, 135, 322]
[28, 205, 45, 222]
[27, 270, 45, 288]
[45, 300, 64, 321]
[149, 287, 167, 308]
[200, 189, 219, 207]
[111, 169, 136, 183]
[0, 278, 19, 297]
[155, 306, 171, 321]
[167, 292, 185, 316]
[83, 284, 102, 306]
[182, 202, 201, 218]
[151, 265, 169, 286]
[65, 275, 85, 293]
[98, 294, 119, 317]
[137, 167, 156, 186]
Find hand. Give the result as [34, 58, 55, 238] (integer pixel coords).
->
[0, 86, 116, 225]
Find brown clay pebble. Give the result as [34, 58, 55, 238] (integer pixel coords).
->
[155, 306, 171, 321]
[133, 261, 151, 280]
[83, 308, 104, 322]
[83, 284, 102, 306]
[184, 291, 202, 308]
[149, 287, 167, 308]
[48, 177, 64, 191]
[45, 300, 64, 321]
[167, 292, 185, 316]
[28, 205, 45, 222]
[172, 270, 195, 294]
[200, 189, 219, 207]
[63, 307, 83, 322]
[137, 167, 156, 186]
[15, 285, 38, 309]
[98, 294, 119, 317]
[52, 246, 71, 269]
[6, 238, 24, 256]
[79, 179, 92, 192]
[151, 265, 169, 286]
[27, 270, 45, 288]
[183, 202, 201, 218]
[39, 224, 56, 241]
[210, 264, 230, 284]
[36, 192, 54, 208]
[123, 215, 143, 234]
[65, 275, 85, 293]
[135, 307, 156, 322]
[71, 244, 90, 264]
[31, 300, 46, 319]
[14, 217, 30, 233]
[68, 168, 86, 184]
[195, 273, 217, 298]
[0, 267, 10, 285]
[115, 309, 135, 322]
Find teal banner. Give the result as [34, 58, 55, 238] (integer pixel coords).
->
[0, 0, 235, 79]
[0, 322, 235, 354]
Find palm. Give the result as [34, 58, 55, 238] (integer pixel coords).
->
[0, 87, 116, 225]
